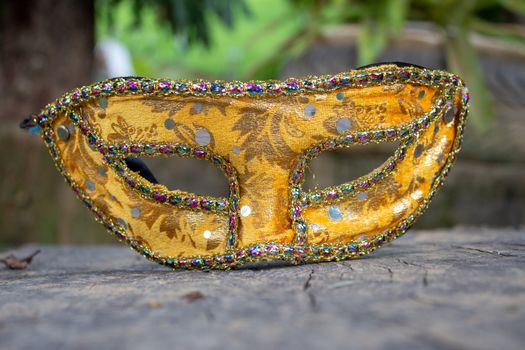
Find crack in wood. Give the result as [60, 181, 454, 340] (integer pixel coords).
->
[303, 269, 314, 291]
[302, 269, 318, 311]
[387, 267, 394, 282]
[422, 270, 429, 287]
[204, 309, 215, 322]
[306, 291, 317, 311]
[397, 258, 429, 286]
[451, 245, 517, 257]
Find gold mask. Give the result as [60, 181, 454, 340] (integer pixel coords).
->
[24, 63, 469, 269]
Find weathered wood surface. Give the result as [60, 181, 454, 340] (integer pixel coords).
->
[1, 228, 524, 350]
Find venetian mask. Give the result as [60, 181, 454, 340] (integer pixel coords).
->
[23, 63, 469, 269]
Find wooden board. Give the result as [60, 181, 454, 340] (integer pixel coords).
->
[1, 228, 524, 350]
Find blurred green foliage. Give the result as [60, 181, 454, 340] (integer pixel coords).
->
[98, 0, 251, 47]
[96, 0, 303, 80]
[333, 0, 525, 132]
[96, 0, 525, 132]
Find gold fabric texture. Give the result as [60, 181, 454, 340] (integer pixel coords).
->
[33, 64, 468, 268]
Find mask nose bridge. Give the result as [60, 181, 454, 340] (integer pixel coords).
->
[224, 104, 352, 246]
[227, 147, 297, 246]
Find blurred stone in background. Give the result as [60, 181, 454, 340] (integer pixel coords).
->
[94, 37, 135, 81]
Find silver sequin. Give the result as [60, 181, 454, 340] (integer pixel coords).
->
[414, 144, 424, 158]
[85, 179, 95, 192]
[131, 207, 140, 218]
[444, 102, 456, 124]
[193, 103, 203, 113]
[328, 205, 342, 221]
[195, 128, 211, 146]
[336, 117, 352, 134]
[56, 124, 70, 141]
[357, 192, 368, 201]
[304, 104, 316, 118]
[99, 97, 108, 109]
[240, 205, 252, 217]
[117, 218, 127, 229]
[164, 118, 176, 130]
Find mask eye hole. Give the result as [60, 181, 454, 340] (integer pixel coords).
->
[126, 156, 229, 197]
[303, 140, 402, 192]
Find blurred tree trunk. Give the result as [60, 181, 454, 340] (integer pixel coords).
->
[0, 0, 101, 246]
[0, 0, 94, 122]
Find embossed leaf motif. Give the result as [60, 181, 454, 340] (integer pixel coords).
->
[364, 180, 403, 213]
[142, 99, 219, 146]
[107, 115, 158, 143]
[205, 230, 223, 251]
[323, 97, 357, 134]
[398, 86, 427, 118]
[189, 98, 230, 116]
[398, 97, 423, 118]
[143, 97, 229, 118]
[354, 102, 388, 126]
[239, 166, 288, 230]
[412, 126, 452, 167]
[143, 99, 186, 117]
[170, 218, 197, 251]
[125, 203, 193, 250]
[125, 196, 228, 255]
[130, 201, 176, 233]
[234, 97, 308, 169]
[84, 104, 107, 137]
[169, 122, 216, 148]
[66, 130, 110, 188]
[134, 205, 199, 254]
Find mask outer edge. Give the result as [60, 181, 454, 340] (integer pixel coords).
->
[32, 64, 469, 270]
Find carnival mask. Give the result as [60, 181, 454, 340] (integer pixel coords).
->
[22, 63, 469, 269]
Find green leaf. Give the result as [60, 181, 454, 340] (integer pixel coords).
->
[444, 26, 494, 133]
[470, 18, 525, 48]
[357, 19, 389, 66]
[386, 0, 409, 35]
[500, 0, 525, 15]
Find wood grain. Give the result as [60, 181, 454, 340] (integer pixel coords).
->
[1, 228, 524, 350]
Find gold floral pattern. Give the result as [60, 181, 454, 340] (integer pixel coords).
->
[233, 97, 309, 170]
[107, 115, 159, 143]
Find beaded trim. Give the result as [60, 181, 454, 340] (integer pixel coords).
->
[30, 66, 464, 128]
[33, 64, 469, 269]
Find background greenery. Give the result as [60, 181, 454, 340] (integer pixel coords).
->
[96, 0, 525, 131]
[96, 0, 301, 80]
